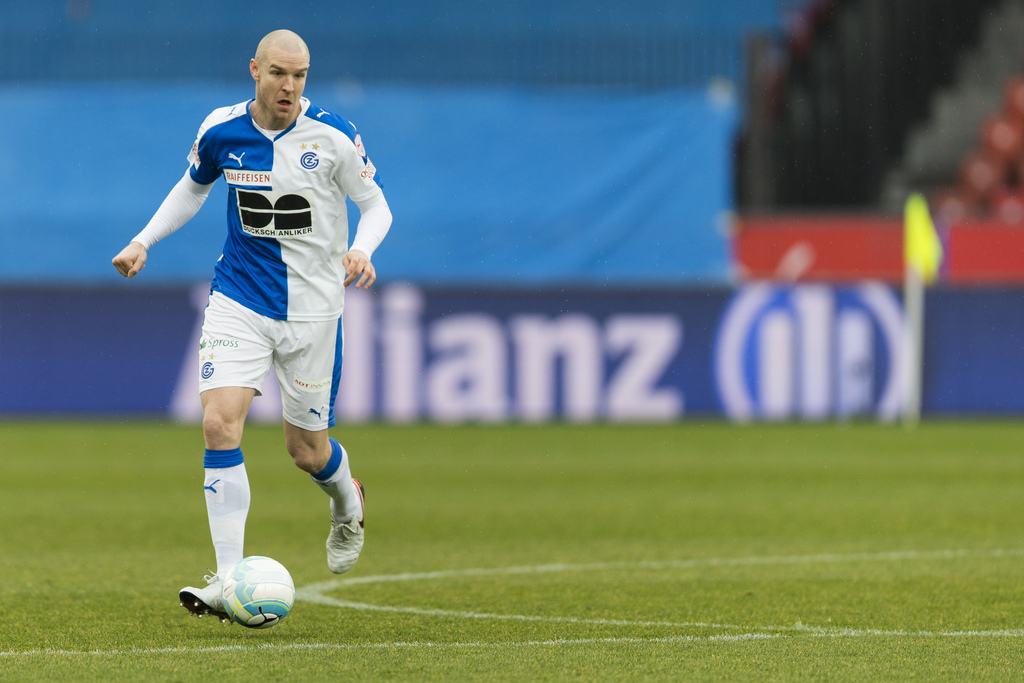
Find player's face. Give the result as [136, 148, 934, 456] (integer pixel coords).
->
[249, 47, 309, 130]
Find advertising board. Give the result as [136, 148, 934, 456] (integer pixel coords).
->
[3, 284, 1022, 420]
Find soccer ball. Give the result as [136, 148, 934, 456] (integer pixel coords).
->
[221, 556, 295, 629]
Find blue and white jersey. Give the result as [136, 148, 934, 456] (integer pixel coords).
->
[188, 97, 384, 322]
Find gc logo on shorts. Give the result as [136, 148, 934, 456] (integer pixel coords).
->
[201, 362, 215, 379]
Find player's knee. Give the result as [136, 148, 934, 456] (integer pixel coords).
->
[288, 449, 318, 473]
[286, 441, 325, 474]
[202, 412, 243, 450]
[289, 450, 320, 474]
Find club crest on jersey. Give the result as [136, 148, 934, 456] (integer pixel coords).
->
[300, 151, 319, 170]
[236, 189, 313, 238]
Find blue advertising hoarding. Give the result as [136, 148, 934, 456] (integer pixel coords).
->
[0, 84, 737, 287]
[3, 284, 1022, 421]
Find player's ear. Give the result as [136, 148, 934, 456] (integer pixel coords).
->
[250, 58, 260, 81]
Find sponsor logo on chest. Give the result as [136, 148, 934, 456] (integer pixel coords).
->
[224, 169, 272, 187]
[236, 189, 314, 239]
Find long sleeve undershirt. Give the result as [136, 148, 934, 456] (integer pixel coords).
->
[348, 193, 392, 258]
[131, 171, 211, 249]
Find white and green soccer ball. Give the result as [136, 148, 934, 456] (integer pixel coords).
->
[222, 556, 295, 629]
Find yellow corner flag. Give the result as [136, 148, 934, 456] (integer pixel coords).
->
[904, 193, 943, 284]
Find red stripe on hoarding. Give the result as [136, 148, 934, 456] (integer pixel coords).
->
[735, 215, 1024, 284]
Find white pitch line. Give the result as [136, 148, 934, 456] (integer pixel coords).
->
[6, 548, 1023, 659]
[300, 594, 1024, 640]
[299, 548, 1024, 595]
[300, 593, 760, 632]
[5, 627, 1024, 659]
[0, 633, 779, 658]
[802, 627, 1024, 638]
[297, 548, 1024, 639]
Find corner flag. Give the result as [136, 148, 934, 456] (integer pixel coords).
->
[903, 193, 943, 283]
[902, 192, 943, 427]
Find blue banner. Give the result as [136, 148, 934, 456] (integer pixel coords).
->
[3, 284, 1022, 420]
[0, 85, 737, 286]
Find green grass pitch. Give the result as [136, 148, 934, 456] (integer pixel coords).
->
[2, 420, 1024, 680]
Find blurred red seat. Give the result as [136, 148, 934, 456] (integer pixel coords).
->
[980, 115, 1023, 166]
[958, 153, 1003, 206]
[931, 187, 970, 222]
[1004, 76, 1024, 126]
[992, 186, 1024, 223]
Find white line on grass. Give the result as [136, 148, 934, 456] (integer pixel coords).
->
[6, 628, 1024, 659]
[800, 626, 1024, 638]
[5, 548, 1022, 658]
[0, 633, 780, 658]
[300, 547, 1024, 594]
[300, 595, 1024, 639]
[300, 593, 759, 631]
[297, 547, 1024, 639]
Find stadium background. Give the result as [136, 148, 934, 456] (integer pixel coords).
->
[1, 0, 1022, 421]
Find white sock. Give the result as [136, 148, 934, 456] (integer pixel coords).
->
[311, 439, 361, 523]
[203, 463, 250, 579]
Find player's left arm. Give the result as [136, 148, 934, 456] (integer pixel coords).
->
[344, 194, 392, 289]
[333, 124, 391, 289]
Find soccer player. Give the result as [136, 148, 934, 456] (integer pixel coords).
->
[112, 29, 392, 621]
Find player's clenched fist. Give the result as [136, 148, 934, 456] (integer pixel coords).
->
[112, 241, 148, 278]
[342, 249, 376, 289]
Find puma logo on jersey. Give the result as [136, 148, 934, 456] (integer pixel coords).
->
[228, 152, 246, 166]
[316, 109, 328, 118]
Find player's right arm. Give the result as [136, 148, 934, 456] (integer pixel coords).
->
[111, 171, 214, 278]
[113, 106, 236, 279]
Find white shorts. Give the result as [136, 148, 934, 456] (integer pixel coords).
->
[198, 292, 343, 431]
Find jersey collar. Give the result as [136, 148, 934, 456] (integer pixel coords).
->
[246, 97, 312, 140]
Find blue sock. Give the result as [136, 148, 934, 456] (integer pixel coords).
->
[204, 447, 244, 468]
[312, 438, 343, 481]
[310, 439, 360, 522]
